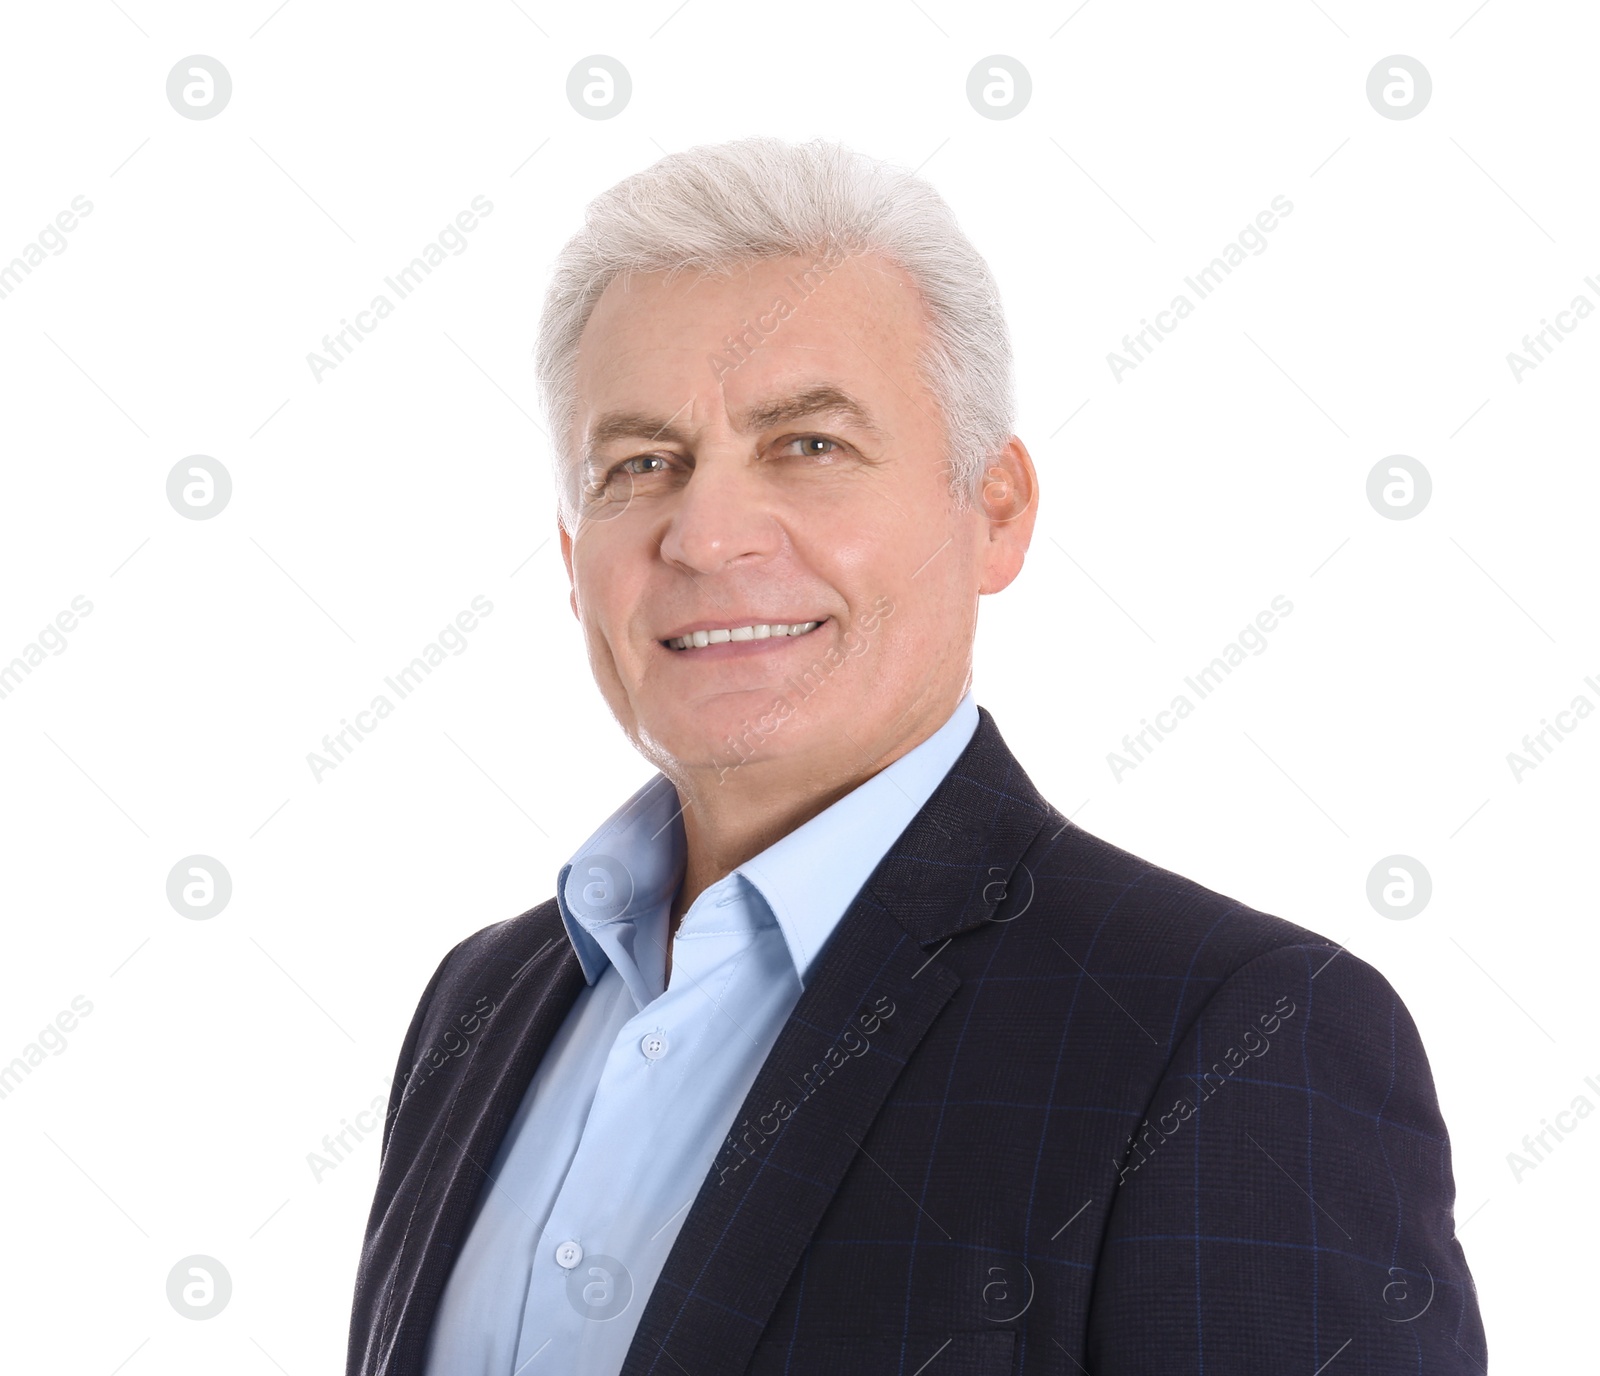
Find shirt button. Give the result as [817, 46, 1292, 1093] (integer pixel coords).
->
[554, 1240, 584, 1269]
[640, 1031, 669, 1061]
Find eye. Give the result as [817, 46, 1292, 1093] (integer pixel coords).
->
[586, 453, 672, 497]
[618, 454, 671, 476]
[781, 435, 843, 460]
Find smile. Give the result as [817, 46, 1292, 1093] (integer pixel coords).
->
[663, 620, 824, 651]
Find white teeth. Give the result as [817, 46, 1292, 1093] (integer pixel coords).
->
[665, 620, 821, 650]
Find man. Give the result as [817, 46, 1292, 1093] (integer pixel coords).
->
[347, 138, 1485, 1374]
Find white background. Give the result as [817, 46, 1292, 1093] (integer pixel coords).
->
[1, 0, 1594, 1369]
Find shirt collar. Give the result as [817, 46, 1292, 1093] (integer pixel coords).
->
[737, 692, 978, 988]
[556, 773, 685, 1008]
[556, 692, 978, 1003]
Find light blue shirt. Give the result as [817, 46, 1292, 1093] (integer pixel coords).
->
[421, 693, 978, 1375]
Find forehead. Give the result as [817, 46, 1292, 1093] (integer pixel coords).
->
[570, 252, 932, 425]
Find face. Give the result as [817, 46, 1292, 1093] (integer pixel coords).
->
[559, 251, 1035, 786]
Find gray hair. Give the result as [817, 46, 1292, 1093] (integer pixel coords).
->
[534, 136, 1015, 527]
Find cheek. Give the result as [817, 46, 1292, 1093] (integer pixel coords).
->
[880, 565, 976, 660]
[572, 544, 636, 661]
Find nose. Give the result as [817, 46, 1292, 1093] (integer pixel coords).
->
[656, 449, 780, 576]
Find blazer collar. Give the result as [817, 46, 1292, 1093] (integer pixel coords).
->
[862, 703, 1054, 946]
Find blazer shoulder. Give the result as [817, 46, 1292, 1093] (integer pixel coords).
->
[415, 896, 567, 1021]
[1019, 820, 1434, 1141]
[1027, 815, 1338, 984]
[963, 715, 1332, 982]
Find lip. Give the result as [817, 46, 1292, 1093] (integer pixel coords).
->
[657, 617, 830, 660]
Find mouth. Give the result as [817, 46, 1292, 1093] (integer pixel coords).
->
[661, 619, 826, 652]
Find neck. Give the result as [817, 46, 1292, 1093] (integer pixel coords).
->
[661, 695, 961, 931]
[667, 764, 854, 930]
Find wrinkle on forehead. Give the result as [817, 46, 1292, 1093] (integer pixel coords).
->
[574, 250, 934, 458]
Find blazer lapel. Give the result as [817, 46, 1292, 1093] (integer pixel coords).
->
[375, 917, 587, 1376]
[620, 709, 1052, 1376]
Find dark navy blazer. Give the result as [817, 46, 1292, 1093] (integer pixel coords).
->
[347, 707, 1486, 1374]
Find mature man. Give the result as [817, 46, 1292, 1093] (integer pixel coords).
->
[347, 138, 1485, 1374]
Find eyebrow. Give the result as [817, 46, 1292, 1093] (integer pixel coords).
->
[582, 385, 885, 467]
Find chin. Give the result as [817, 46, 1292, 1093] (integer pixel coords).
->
[644, 696, 831, 776]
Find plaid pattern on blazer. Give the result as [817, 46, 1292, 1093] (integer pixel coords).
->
[346, 707, 1487, 1374]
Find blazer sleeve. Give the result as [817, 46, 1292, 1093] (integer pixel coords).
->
[1086, 940, 1487, 1373]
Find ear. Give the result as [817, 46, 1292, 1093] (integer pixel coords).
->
[558, 518, 579, 620]
[976, 436, 1038, 596]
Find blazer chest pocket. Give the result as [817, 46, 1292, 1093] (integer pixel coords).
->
[745, 1328, 1015, 1375]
